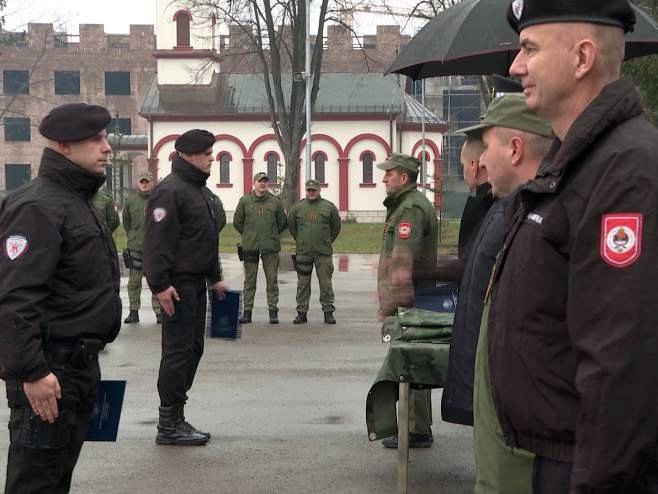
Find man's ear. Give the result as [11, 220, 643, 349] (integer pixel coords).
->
[57, 141, 71, 156]
[574, 38, 597, 80]
[510, 136, 525, 167]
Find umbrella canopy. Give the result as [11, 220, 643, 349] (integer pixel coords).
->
[387, 0, 658, 80]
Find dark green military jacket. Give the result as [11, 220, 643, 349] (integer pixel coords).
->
[233, 191, 287, 254]
[208, 190, 226, 234]
[92, 190, 120, 233]
[288, 196, 341, 256]
[377, 185, 438, 317]
[122, 190, 149, 252]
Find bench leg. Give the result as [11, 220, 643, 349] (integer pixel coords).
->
[398, 381, 410, 494]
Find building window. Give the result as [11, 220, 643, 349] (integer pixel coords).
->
[106, 118, 132, 136]
[3, 70, 29, 95]
[105, 71, 131, 95]
[266, 153, 278, 181]
[54, 71, 80, 95]
[4, 164, 31, 191]
[314, 153, 325, 184]
[219, 153, 230, 184]
[4, 118, 30, 142]
[362, 152, 374, 184]
[175, 11, 191, 47]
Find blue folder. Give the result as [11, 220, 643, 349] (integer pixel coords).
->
[86, 380, 126, 442]
[206, 289, 242, 340]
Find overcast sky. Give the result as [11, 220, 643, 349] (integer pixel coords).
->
[5, 0, 425, 35]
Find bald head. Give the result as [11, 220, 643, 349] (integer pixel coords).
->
[460, 138, 487, 191]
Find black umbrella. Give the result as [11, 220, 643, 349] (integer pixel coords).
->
[387, 0, 658, 80]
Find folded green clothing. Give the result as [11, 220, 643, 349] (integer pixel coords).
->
[381, 308, 454, 343]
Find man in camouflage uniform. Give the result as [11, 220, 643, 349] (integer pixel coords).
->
[377, 153, 438, 449]
[92, 188, 119, 233]
[288, 179, 341, 325]
[123, 171, 161, 324]
[233, 172, 287, 324]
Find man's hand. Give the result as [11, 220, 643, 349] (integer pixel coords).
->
[23, 373, 61, 424]
[157, 286, 180, 316]
[210, 281, 229, 300]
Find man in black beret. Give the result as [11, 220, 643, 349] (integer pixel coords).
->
[0, 102, 122, 492]
[483, 1, 658, 492]
[144, 128, 227, 446]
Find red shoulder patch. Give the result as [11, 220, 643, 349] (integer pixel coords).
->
[398, 222, 412, 239]
[600, 213, 643, 268]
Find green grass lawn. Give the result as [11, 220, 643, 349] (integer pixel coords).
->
[113, 221, 459, 255]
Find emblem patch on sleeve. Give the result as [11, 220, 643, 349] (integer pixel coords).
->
[600, 214, 643, 268]
[398, 222, 412, 239]
[153, 207, 167, 223]
[5, 235, 29, 260]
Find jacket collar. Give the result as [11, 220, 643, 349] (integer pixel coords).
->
[172, 155, 209, 187]
[38, 148, 106, 199]
[383, 184, 416, 209]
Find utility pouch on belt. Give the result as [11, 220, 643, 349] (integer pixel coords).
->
[243, 250, 260, 264]
[237, 243, 244, 261]
[122, 249, 132, 270]
[130, 253, 143, 271]
[9, 408, 73, 449]
[294, 255, 314, 275]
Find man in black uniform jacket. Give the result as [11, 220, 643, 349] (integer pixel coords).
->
[0, 103, 122, 493]
[144, 129, 227, 446]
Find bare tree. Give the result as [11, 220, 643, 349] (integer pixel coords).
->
[180, 0, 336, 209]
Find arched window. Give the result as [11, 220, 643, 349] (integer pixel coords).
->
[314, 153, 325, 184]
[266, 152, 278, 181]
[174, 11, 191, 48]
[362, 152, 374, 184]
[219, 153, 231, 184]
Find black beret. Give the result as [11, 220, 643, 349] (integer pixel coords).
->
[175, 129, 216, 154]
[507, 0, 636, 34]
[39, 103, 111, 141]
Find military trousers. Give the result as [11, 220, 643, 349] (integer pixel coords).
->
[242, 252, 279, 311]
[5, 347, 100, 494]
[127, 267, 161, 314]
[408, 389, 432, 435]
[295, 254, 335, 313]
[158, 278, 206, 407]
[474, 303, 534, 494]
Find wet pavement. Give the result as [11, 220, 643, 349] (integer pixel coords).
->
[0, 254, 475, 493]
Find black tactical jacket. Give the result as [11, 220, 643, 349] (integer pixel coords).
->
[489, 79, 658, 493]
[0, 148, 122, 382]
[144, 156, 222, 293]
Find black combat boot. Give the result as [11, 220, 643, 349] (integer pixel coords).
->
[124, 310, 139, 324]
[156, 313, 162, 324]
[156, 405, 209, 446]
[382, 432, 433, 449]
[293, 312, 307, 324]
[176, 403, 211, 439]
[324, 312, 336, 324]
[269, 310, 279, 324]
[239, 310, 252, 324]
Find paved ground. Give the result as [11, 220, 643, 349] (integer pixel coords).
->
[0, 254, 475, 493]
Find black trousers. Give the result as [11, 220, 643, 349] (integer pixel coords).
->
[157, 279, 207, 407]
[533, 454, 658, 494]
[5, 352, 100, 494]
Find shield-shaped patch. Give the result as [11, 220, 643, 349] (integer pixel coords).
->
[600, 213, 643, 268]
[5, 235, 29, 260]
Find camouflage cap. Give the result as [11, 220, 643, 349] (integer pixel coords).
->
[254, 172, 269, 182]
[458, 94, 554, 139]
[138, 171, 153, 182]
[305, 179, 320, 190]
[376, 153, 420, 173]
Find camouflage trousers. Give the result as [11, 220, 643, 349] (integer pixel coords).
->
[294, 254, 335, 313]
[242, 252, 279, 311]
[127, 268, 161, 314]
